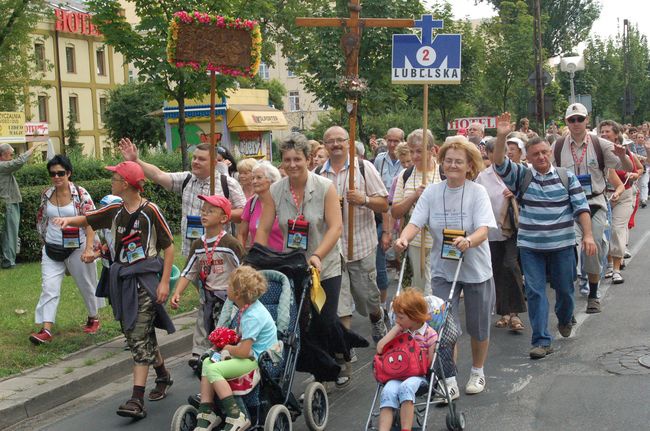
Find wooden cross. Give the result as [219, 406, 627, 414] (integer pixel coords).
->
[296, 1, 413, 260]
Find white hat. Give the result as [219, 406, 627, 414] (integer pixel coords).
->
[506, 137, 526, 157]
[565, 103, 588, 119]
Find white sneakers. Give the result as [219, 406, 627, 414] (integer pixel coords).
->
[465, 372, 486, 394]
[433, 378, 460, 404]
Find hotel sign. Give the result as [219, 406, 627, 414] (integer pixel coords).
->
[55, 9, 101, 36]
[0, 112, 26, 144]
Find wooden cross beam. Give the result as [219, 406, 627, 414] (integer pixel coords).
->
[296, 1, 413, 260]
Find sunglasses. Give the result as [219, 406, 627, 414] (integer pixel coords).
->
[49, 170, 66, 177]
[567, 116, 586, 124]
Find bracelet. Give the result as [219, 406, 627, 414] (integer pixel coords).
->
[311, 253, 322, 261]
[364, 195, 370, 206]
[466, 237, 472, 248]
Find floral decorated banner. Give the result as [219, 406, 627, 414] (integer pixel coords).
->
[167, 11, 262, 78]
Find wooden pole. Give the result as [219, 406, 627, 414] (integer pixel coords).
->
[420, 84, 429, 277]
[347, 98, 357, 261]
[209, 71, 216, 195]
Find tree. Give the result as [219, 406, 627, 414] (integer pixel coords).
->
[65, 109, 81, 155]
[477, 0, 600, 57]
[238, 77, 287, 110]
[86, 0, 277, 170]
[480, 1, 535, 115]
[0, 0, 48, 110]
[273, 0, 425, 143]
[104, 82, 166, 149]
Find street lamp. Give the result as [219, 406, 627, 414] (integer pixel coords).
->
[560, 56, 585, 104]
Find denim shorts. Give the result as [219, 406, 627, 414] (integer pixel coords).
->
[379, 376, 427, 409]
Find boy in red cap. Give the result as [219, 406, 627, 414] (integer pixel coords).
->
[171, 195, 245, 353]
[53, 161, 176, 419]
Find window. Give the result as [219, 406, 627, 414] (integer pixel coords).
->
[258, 62, 269, 80]
[289, 91, 300, 112]
[287, 58, 296, 77]
[34, 43, 46, 71]
[287, 69, 295, 78]
[37, 95, 48, 122]
[96, 49, 106, 76]
[68, 95, 79, 122]
[65, 46, 75, 73]
[99, 96, 107, 123]
[102, 146, 112, 158]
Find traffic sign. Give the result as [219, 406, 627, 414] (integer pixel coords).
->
[391, 15, 462, 85]
[527, 70, 552, 87]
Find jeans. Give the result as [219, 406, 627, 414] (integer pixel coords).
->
[519, 247, 576, 347]
[379, 376, 426, 409]
[376, 222, 388, 292]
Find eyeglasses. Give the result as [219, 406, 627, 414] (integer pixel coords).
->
[567, 116, 586, 124]
[324, 137, 348, 145]
[49, 170, 66, 177]
[111, 177, 125, 183]
[443, 158, 466, 166]
[200, 208, 221, 216]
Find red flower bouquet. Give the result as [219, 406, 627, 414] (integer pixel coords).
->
[208, 327, 240, 350]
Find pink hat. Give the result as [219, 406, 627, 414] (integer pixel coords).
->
[198, 194, 232, 220]
[106, 161, 145, 192]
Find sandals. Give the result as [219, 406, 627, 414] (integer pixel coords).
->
[495, 316, 510, 328]
[509, 316, 525, 331]
[148, 374, 173, 401]
[586, 298, 602, 314]
[116, 398, 147, 419]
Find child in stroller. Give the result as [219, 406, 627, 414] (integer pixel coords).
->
[195, 266, 278, 431]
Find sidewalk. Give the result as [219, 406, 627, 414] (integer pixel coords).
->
[0, 311, 197, 430]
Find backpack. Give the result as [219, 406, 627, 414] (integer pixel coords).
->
[182, 173, 230, 199]
[518, 167, 570, 206]
[373, 332, 430, 384]
[401, 163, 446, 184]
[553, 135, 604, 172]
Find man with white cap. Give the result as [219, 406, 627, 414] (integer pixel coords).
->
[552, 103, 633, 314]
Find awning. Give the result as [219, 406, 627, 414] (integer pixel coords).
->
[227, 104, 288, 132]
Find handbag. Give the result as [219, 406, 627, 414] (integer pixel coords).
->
[44, 243, 75, 262]
[373, 332, 430, 384]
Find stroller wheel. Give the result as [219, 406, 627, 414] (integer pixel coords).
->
[445, 403, 466, 431]
[303, 382, 329, 431]
[264, 404, 292, 431]
[170, 404, 198, 431]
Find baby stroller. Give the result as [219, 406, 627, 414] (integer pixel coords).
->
[365, 256, 466, 431]
[171, 244, 328, 431]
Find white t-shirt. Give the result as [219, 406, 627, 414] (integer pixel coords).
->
[409, 179, 496, 283]
[45, 200, 84, 245]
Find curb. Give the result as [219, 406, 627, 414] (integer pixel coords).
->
[0, 312, 196, 430]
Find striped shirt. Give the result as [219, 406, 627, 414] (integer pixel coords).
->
[181, 233, 244, 292]
[319, 157, 388, 262]
[494, 158, 589, 251]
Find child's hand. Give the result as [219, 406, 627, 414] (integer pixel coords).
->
[51, 217, 69, 229]
[170, 292, 181, 309]
[156, 281, 170, 304]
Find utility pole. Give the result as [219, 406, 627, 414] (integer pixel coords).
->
[533, 0, 545, 131]
[622, 19, 632, 123]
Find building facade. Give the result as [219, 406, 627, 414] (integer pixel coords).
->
[26, 2, 128, 157]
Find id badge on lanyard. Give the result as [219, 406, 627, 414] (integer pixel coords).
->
[186, 215, 204, 239]
[62, 227, 81, 249]
[577, 174, 593, 199]
[122, 232, 146, 264]
[287, 217, 309, 250]
[441, 228, 466, 261]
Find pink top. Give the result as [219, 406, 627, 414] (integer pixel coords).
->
[242, 195, 284, 251]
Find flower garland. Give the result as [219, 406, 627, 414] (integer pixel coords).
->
[167, 11, 262, 78]
[337, 75, 369, 96]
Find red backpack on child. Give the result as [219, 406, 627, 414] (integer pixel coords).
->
[373, 332, 430, 384]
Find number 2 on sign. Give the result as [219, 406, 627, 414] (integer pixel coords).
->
[416, 46, 436, 66]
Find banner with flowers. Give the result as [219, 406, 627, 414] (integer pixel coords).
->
[167, 11, 262, 78]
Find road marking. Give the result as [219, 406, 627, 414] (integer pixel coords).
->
[506, 375, 532, 395]
[627, 229, 650, 264]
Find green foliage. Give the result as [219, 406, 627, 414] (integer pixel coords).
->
[86, 0, 279, 170]
[0, 0, 48, 110]
[238, 76, 287, 110]
[65, 109, 81, 156]
[104, 82, 166, 148]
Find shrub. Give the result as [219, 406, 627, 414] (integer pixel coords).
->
[17, 179, 182, 262]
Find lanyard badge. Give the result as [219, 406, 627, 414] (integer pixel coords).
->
[122, 232, 146, 264]
[62, 227, 81, 249]
[576, 174, 593, 199]
[441, 229, 466, 260]
[186, 215, 204, 239]
[287, 217, 309, 250]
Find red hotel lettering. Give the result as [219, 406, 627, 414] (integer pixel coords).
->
[55, 10, 101, 36]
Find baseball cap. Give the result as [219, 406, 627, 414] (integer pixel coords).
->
[99, 194, 123, 206]
[565, 103, 588, 119]
[106, 161, 145, 192]
[198, 194, 231, 220]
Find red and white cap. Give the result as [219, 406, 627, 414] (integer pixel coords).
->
[106, 161, 145, 192]
[198, 194, 232, 220]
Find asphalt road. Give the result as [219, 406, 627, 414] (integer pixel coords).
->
[10, 209, 650, 431]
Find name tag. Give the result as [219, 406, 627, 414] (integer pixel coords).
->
[62, 227, 81, 249]
[577, 174, 593, 198]
[210, 351, 222, 362]
[122, 233, 146, 264]
[287, 218, 309, 250]
[441, 228, 466, 261]
[186, 215, 204, 239]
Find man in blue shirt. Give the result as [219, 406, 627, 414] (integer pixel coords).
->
[493, 113, 596, 360]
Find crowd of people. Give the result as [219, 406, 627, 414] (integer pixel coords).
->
[2, 100, 649, 429]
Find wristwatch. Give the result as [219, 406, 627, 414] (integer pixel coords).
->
[364, 195, 370, 206]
